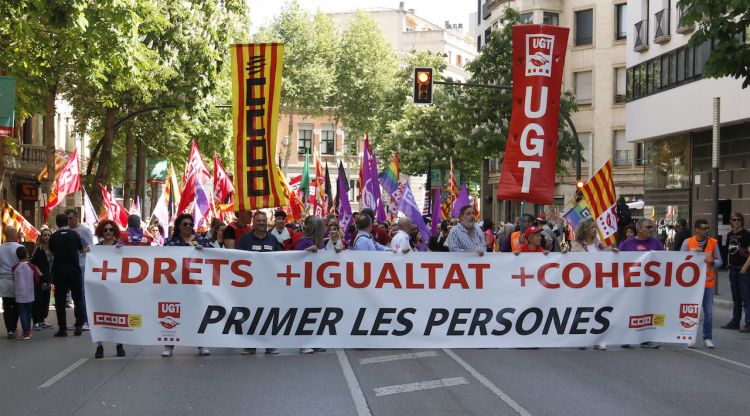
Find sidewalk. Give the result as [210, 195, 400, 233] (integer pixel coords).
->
[713, 269, 734, 309]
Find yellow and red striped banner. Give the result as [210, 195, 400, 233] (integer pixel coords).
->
[230, 43, 287, 211]
[581, 160, 618, 247]
[1, 201, 39, 242]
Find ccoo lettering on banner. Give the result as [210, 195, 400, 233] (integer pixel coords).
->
[497, 25, 569, 205]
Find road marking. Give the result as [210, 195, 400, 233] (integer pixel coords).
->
[359, 350, 439, 365]
[336, 350, 372, 416]
[443, 349, 532, 416]
[39, 358, 88, 389]
[685, 348, 750, 370]
[374, 377, 469, 397]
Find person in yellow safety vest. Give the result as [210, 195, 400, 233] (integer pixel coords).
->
[680, 218, 723, 349]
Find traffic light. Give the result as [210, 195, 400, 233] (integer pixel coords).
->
[413, 67, 433, 104]
[576, 179, 585, 189]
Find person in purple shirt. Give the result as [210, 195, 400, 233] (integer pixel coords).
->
[619, 218, 663, 349]
[294, 216, 325, 252]
[619, 218, 665, 252]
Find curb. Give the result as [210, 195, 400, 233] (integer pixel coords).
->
[714, 297, 733, 309]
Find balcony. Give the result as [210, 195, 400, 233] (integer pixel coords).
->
[634, 20, 649, 52]
[3, 144, 49, 178]
[676, 6, 695, 34]
[654, 9, 671, 44]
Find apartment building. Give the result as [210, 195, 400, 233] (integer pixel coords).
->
[476, 0, 644, 222]
[625, 0, 750, 232]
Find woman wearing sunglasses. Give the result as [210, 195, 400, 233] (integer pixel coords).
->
[163, 213, 211, 357]
[92, 220, 125, 359]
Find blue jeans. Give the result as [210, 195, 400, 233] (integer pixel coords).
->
[17, 302, 33, 334]
[703, 287, 714, 341]
[729, 268, 750, 325]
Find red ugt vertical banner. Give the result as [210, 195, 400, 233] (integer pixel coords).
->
[497, 25, 569, 205]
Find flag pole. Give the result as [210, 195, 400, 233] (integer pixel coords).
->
[520, 200, 526, 234]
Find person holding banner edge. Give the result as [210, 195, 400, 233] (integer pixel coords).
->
[680, 219, 722, 348]
[162, 214, 211, 357]
[446, 205, 484, 256]
[93, 219, 125, 358]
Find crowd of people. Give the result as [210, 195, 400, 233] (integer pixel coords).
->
[0, 202, 747, 356]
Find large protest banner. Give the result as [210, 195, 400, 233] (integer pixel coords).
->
[85, 247, 705, 348]
[230, 43, 287, 210]
[497, 25, 569, 204]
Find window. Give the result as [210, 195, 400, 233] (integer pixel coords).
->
[574, 71, 593, 105]
[575, 9, 594, 45]
[484, 28, 492, 45]
[521, 12, 533, 24]
[579, 132, 593, 167]
[614, 67, 626, 103]
[543, 12, 559, 26]
[615, 4, 627, 40]
[456, 54, 463, 66]
[321, 126, 335, 155]
[477, 35, 481, 52]
[636, 143, 645, 166]
[676, 48, 686, 82]
[613, 130, 631, 166]
[297, 124, 312, 154]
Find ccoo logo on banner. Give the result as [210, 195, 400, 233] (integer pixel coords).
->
[497, 25, 569, 205]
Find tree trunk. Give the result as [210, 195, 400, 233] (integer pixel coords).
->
[123, 129, 134, 209]
[90, 108, 116, 211]
[135, 137, 146, 218]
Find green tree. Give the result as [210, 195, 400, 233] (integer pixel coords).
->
[334, 10, 398, 154]
[680, 0, 750, 87]
[255, 0, 338, 169]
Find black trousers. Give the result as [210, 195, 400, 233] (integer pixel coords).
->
[33, 285, 51, 323]
[2, 297, 18, 333]
[54, 272, 84, 331]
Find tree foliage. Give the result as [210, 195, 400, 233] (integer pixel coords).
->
[680, 0, 750, 88]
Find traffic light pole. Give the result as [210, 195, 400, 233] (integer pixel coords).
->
[431, 80, 583, 180]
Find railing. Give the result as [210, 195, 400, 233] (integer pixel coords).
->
[676, 5, 694, 33]
[654, 9, 671, 43]
[18, 144, 48, 165]
[634, 20, 649, 52]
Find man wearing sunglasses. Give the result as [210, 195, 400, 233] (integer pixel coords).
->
[723, 213, 750, 332]
[618, 218, 664, 252]
[680, 219, 723, 348]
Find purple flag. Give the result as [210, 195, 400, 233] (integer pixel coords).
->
[451, 183, 470, 217]
[365, 138, 387, 222]
[431, 188, 441, 236]
[398, 181, 430, 243]
[193, 179, 211, 230]
[337, 163, 354, 232]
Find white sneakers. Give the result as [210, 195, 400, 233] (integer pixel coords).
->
[198, 347, 211, 356]
[593, 344, 607, 350]
[162, 346, 174, 357]
[705, 339, 715, 348]
[299, 348, 314, 354]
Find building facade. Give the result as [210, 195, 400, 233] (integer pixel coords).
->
[625, 0, 750, 235]
[476, 0, 644, 223]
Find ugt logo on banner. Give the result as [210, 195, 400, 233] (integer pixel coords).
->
[497, 25, 569, 205]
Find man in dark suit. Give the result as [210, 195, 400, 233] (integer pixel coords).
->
[429, 220, 450, 252]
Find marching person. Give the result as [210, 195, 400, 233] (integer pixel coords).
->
[324, 220, 345, 252]
[722, 213, 750, 331]
[390, 218, 412, 254]
[12, 246, 41, 340]
[360, 208, 391, 246]
[352, 215, 393, 252]
[121, 214, 154, 246]
[49, 214, 89, 337]
[270, 210, 293, 250]
[482, 219, 496, 252]
[446, 205, 485, 256]
[681, 219, 722, 348]
[30, 228, 54, 331]
[514, 226, 549, 254]
[93, 220, 126, 358]
[428, 220, 450, 252]
[0, 226, 23, 338]
[671, 218, 691, 251]
[66, 208, 93, 330]
[619, 218, 663, 349]
[224, 209, 253, 249]
[294, 216, 325, 253]
[206, 219, 226, 248]
[149, 224, 164, 246]
[236, 210, 282, 354]
[162, 214, 211, 357]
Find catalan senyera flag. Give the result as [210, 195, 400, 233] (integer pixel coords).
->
[314, 153, 327, 217]
[230, 43, 287, 211]
[37, 149, 70, 182]
[1, 201, 39, 242]
[581, 160, 618, 247]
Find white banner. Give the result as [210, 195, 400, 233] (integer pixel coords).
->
[84, 247, 706, 348]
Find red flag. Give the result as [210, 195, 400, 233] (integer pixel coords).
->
[177, 173, 197, 215]
[183, 140, 210, 187]
[213, 153, 234, 206]
[99, 184, 129, 228]
[44, 148, 82, 221]
[497, 25, 569, 205]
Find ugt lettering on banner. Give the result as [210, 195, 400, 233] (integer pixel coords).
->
[497, 25, 569, 205]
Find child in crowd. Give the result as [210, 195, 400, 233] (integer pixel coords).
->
[12, 246, 41, 340]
